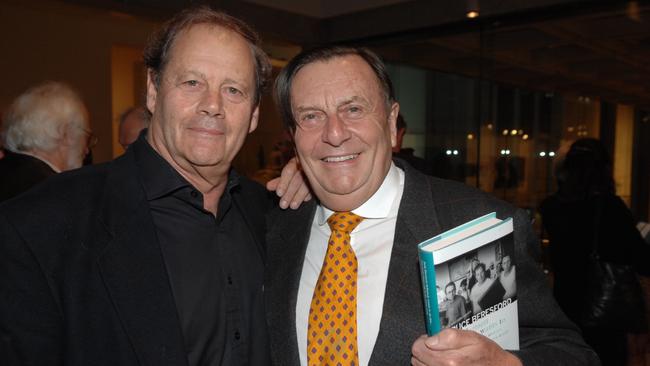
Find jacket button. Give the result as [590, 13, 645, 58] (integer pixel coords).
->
[234, 331, 241, 340]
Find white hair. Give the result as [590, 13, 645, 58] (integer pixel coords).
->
[1, 81, 87, 153]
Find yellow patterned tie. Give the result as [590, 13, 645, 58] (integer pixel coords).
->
[308, 211, 364, 366]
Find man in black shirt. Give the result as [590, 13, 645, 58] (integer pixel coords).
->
[0, 7, 305, 366]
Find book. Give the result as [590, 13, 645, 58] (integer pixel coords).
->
[418, 212, 519, 350]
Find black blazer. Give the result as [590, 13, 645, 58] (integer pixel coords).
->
[0, 147, 272, 366]
[264, 160, 599, 366]
[0, 150, 56, 203]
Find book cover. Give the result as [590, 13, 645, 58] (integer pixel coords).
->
[418, 212, 519, 350]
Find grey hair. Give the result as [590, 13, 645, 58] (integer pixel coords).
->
[2, 81, 87, 153]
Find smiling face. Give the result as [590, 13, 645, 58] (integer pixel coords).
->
[290, 55, 399, 211]
[146, 24, 259, 182]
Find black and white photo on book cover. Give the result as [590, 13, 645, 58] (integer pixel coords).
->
[434, 230, 519, 349]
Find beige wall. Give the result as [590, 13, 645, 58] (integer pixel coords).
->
[614, 104, 634, 205]
[0, 0, 160, 163]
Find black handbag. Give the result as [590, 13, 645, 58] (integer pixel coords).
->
[580, 197, 646, 331]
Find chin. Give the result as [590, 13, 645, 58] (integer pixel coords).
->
[321, 178, 362, 196]
[187, 153, 227, 168]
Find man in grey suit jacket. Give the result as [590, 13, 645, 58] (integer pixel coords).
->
[264, 46, 599, 365]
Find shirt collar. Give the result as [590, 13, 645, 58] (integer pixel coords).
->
[316, 162, 402, 226]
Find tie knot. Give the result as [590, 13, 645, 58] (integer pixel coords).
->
[327, 211, 364, 234]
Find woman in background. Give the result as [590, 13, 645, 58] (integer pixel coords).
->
[540, 138, 649, 366]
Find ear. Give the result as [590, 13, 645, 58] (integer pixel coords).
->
[59, 123, 74, 147]
[388, 102, 400, 148]
[248, 105, 260, 133]
[146, 70, 158, 115]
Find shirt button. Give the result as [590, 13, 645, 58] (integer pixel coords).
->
[234, 331, 241, 340]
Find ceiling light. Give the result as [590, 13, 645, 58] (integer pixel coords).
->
[467, 0, 479, 18]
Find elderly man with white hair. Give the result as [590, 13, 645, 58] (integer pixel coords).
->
[0, 81, 95, 202]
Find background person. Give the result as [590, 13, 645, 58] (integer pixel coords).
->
[0, 81, 93, 202]
[540, 137, 650, 366]
[118, 106, 149, 149]
[392, 113, 433, 175]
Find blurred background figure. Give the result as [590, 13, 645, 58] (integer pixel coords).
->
[118, 106, 148, 149]
[0, 81, 93, 202]
[392, 114, 433, 175]
[540, 138, 650, 366]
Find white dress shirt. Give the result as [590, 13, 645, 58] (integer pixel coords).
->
[296, 163, 405, 366]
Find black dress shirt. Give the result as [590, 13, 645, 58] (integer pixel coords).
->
[133, 138, 265, 366]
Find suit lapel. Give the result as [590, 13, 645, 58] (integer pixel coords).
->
[265, 202, 316, 365]
[370, 161, 443, 364]
[94, 152, 188, 366]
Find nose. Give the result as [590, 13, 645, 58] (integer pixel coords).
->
[198, 88, 224, 118]
[322, 114, 351, 147]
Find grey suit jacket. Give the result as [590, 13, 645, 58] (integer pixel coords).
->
[265, 160, 599, 366]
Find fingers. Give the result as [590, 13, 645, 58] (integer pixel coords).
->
[267, 157, 312, 210]
[278, 170, 310, 209]
[411, 335, 436, 365]
[411, 356, 428, 366]
[424, 328, 475, 351]
[289, 180, 312, 209]
[266, 178, 280, 192]
[272, 158, 299, 198]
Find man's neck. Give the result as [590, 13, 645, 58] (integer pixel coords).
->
[145, 134, 230, 215]
[173, 165, 229, 215]
[201, 181, 228, 216]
